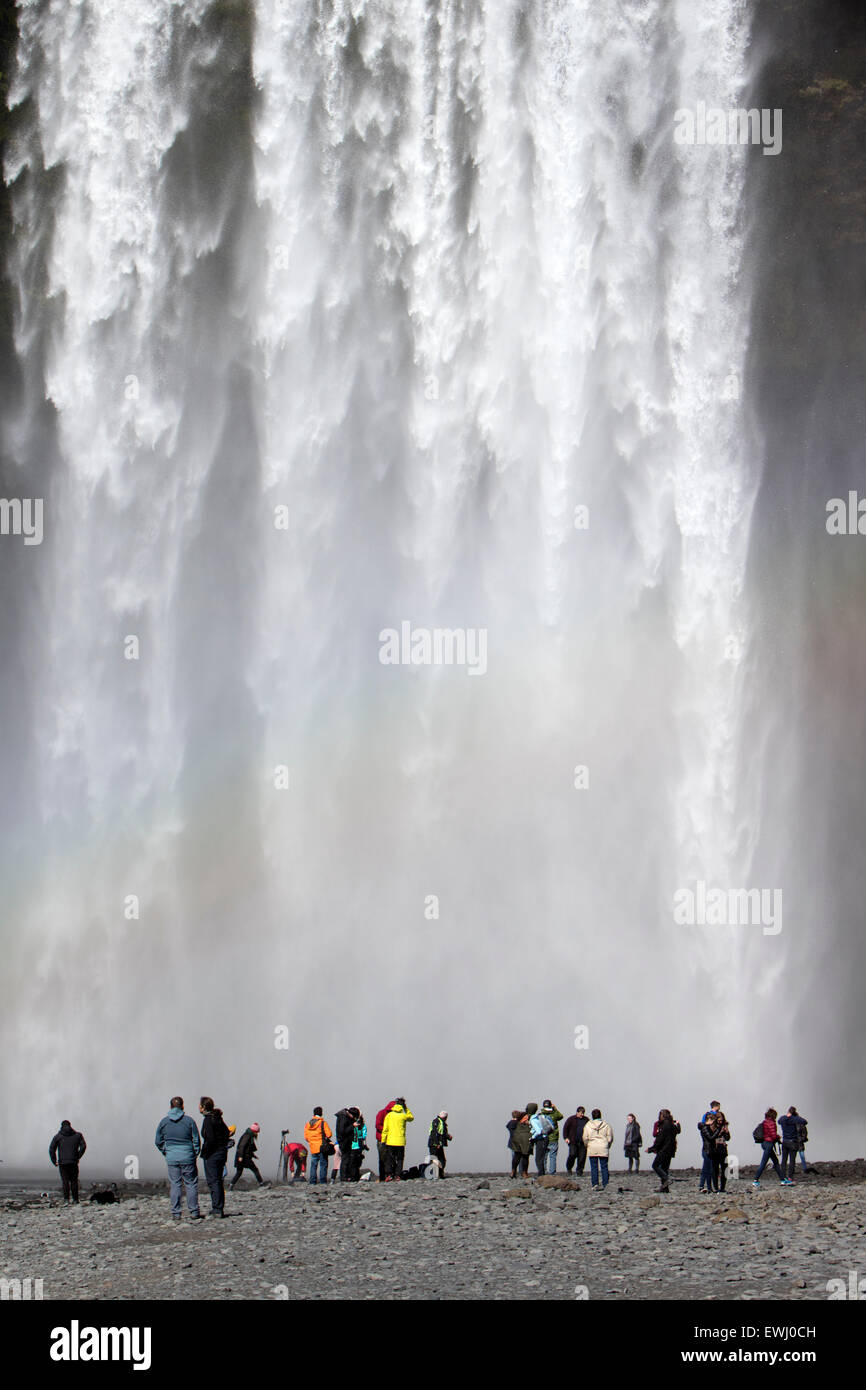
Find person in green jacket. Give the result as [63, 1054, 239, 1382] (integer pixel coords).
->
[540, 1100, 564, 1174]
[428, 1111, 452, 1177]
[507, 1111, 532, 1178]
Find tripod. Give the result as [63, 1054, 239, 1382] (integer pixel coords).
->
[277, 1129, 289, 1183]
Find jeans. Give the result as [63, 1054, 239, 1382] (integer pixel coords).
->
[308, 1152, 328, 1185]
[798, 1149, 808, 1173]
[699, 1154, 715, 1189]
[533, 1135, 549, 1174]
[545, 1140, 558, 1174]
[589, 1155, 609, 1188]
[59, 1162, 80, 1202]
[204, 1151, 227, 1213]
[781, 1144, 799, 1180]
[167, 1160, 200, 1216]
[755, 1142, 782, 1180]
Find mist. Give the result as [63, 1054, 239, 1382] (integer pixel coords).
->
[0, 0, 863, 1179]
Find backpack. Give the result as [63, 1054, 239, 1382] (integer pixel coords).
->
[752, 1123, 765, 1144]
[796, 1118, 808, 1145]
[537, 1114, 554, 1136]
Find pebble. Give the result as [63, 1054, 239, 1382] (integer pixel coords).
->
[1, 1168, 861, 1300]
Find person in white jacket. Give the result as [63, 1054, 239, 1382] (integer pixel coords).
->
[583, 1109, 614, 1190]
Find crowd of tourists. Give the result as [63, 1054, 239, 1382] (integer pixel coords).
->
[504, 1100, 811, 1192]
[46, 1095, 812, 1217]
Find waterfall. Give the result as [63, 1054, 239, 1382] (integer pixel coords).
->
[1, 0, 790, 1174]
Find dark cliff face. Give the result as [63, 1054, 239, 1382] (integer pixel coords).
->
[0, 0, 19, 399]
[746, 0, 866, 1115]
[750, 0, 866, 384]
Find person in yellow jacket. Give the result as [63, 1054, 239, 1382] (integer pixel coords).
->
[304, 1107, 334, 1186]
[381, 1098, 414, 1182]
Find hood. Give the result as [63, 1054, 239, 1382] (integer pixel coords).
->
[59, 1121, 74, 1134]
[168, 1107, 184, 1120]
[390, 1104, 405, 1115]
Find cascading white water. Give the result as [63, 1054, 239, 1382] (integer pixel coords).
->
[3, 0, 776, 1173]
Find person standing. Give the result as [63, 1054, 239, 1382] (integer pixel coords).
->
[199, 1097, 230, 1217]
[335, 1107, 356, 1182]
[563, 1106, 589, 1175]
[583, 1109, 614, 1190]
[507, 1110, 531, 1178]
[49, 1120, 87, 1205]
[381, 1098, 414, 1181]
[155, 1096, 204, 1221]
[791, 1107, 811, 1174]
[428, 1111, 452, 1177]
[779, 1107, 802, 1184]
[648, 1109, 680, 1193]
[350, 1110, 368, 1181]
[623, 1113, 643, 1173]
[698, 1113, 718, 1193]
[528, 1104, 553, 1175]
[540, 1100, 564, 1174]
[752, 1108, 786, 1186]
[375, 1099, 397, 1182]
[303, 1107, 333, 1186]
[230, 1123, 266, 1189]
[712, 1112, 731, 1192]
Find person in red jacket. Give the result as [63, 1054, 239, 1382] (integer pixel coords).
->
[282, 1141, 308, 1183]
[375, 1100, 397, 1182]
[752, 1107, 785, 1186]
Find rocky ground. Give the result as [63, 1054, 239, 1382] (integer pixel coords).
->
[2, 1164, 865, 1301]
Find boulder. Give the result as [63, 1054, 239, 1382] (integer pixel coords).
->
[713, 1206, 749, 1222]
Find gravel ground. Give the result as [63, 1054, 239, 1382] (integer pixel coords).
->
[2, 1166, 864, 1301]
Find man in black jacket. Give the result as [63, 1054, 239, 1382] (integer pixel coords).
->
[49, 1120, 87, 1203]
[335, 1107, 357, 1182]
[563, 1106, 588, 1175]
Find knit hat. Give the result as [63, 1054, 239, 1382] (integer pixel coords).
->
[250, 1123, 260, 1133]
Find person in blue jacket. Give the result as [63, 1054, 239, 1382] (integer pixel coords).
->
[779, 1106, 803, 1184]
[155, 1096, 204, 1221]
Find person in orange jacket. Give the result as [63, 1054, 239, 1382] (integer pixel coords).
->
[303, 1106, 333, 1186]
